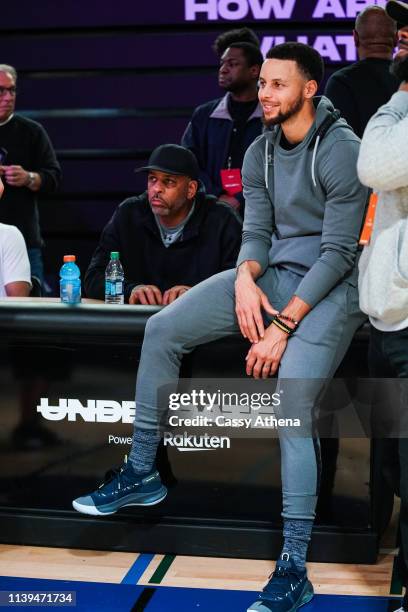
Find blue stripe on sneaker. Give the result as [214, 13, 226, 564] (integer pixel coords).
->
[121, 553, 155, 584]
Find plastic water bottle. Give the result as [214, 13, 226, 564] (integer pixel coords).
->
[105, 251, 124, 304]
[60, 255, 81, 304]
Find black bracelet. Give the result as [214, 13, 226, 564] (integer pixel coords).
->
[272, 316, 295, 336]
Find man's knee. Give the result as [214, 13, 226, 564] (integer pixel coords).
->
[144, 310, 173, 343]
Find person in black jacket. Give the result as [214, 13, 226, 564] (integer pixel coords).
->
[0, 64, 62, 286]
[85, 144, 242, 305]
[324, 6, 398, 138]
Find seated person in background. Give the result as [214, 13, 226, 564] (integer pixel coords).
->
[181, 42, 263, 213]
[0, 177, 31, 297]
[85, 144, 242, 304]
[0, 178, 62, 450]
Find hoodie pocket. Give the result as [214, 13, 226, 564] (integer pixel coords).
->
[359, 219, 408, 324]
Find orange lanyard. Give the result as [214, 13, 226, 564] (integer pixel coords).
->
[359, 192, 378, 246]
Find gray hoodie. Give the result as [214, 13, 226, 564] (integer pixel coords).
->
[237, 96, 369, 308]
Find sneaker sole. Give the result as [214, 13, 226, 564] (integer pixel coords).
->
[296, 587, 314, 610]
[72, 487, 168, 516]
[247, 581, 314, 612]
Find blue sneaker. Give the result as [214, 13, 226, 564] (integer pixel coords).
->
[247, 554, 314, 612]
[394, 589, 408, 611]
[72, 456, 167, 516]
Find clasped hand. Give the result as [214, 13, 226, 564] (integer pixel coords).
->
[245, 324, 289, 379]
[235, 271, 288, 379]
[0, 165, 29, 187]
[129, 284, 190, 305]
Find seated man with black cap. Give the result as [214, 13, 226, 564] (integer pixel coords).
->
[85, 144, 242, 304]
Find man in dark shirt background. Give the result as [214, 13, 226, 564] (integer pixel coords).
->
[0, 64, 61, 287]
[85, 145, 242, 305]
[324, 6, 398, 137]
[181, 42, 263, 214]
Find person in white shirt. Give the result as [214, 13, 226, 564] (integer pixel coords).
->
[358, 2, 408, 610]
[0, 176, 31, 296]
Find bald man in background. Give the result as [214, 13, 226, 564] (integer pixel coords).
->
[325, 5, 398, 137]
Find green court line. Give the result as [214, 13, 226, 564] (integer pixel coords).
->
[390, 555, 404, 596]
[148, 554, 176, 584]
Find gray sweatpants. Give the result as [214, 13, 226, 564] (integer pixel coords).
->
[134, 265, 365, 520]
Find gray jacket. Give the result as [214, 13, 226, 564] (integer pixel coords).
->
[237, 96, 369, 307]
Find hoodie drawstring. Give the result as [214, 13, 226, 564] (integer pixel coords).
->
[264, 138, 269, 189]
[307, 109, 341, 189]
[311, 134, 320, 188]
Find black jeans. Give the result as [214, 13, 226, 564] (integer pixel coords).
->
[369, 325, 408, 584]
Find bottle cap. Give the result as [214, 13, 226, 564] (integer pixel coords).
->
[111, 252, 120, 260]
[63, 255, 76, 262]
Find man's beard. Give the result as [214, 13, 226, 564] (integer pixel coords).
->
[262, 94, 305, 128]
[391, 52, 408, 84]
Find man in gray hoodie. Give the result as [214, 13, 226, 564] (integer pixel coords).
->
[73, 43, 368, 612]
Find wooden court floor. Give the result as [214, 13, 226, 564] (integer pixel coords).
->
[0, 501, 403, 608]
[0, 544, 401, 598]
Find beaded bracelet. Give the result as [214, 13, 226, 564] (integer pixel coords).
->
[277, 313, 299, 326]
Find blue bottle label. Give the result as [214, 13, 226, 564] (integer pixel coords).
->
[105, 280, 123, 296]
[60, 280, 81, 304]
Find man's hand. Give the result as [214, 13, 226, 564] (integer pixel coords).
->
[399, 81, 408, 93]
[162, 285, 190, 305]
[235, 264, 278, 343]
[129, 285, 163, 305]
[245, 323, 289, 379]
[218, 194, 241, 210]
[2, 165, 30, 187]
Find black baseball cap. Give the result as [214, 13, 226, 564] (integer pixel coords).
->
[135, 144, 200, 181]
[386, 0, 408, 26]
